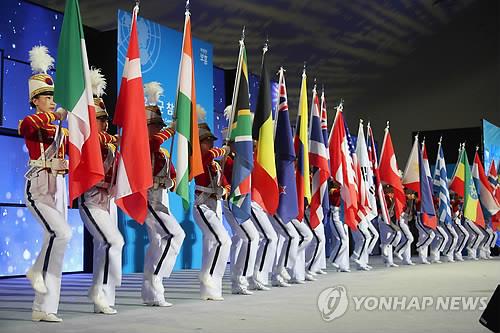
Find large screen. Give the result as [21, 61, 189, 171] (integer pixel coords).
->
[482, 119, 500, 173]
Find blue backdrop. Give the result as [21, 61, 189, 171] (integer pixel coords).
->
[117, 9, 214, 272]
[0, 0, 83, 277]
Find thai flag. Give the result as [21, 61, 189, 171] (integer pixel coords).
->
[432, 140, 452, 224]
[308, 86, 330, 229]
[275, 68, 298, 223]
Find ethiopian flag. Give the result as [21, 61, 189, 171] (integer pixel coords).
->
[174, 8, 203, 209]
[55, 0, 103, 203]
[450, 147, 484, 227]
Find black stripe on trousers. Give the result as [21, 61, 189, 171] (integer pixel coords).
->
[291, 221, 305, 247]
[273, 215, 292, 268]
[330, 213, 344, 264]
[26, 180, 56, 276]
[197, 205, 222, 276]
[443, 224, 456, 255]
[388, 223, 398, 246]
[366, 223, 377, 253]
[148, 203, 173, 276]
[394, 225, 408, 254]
[416, 218, 432, 249]
[435, 227, 447, 252]
[251, 208, 269, 272]
[304, 215, 320, 271]
[472, 225, 485, 249]
[238, 222, 252, 277]
[81, 196, 111, 284]
[455, 223, 468, 252]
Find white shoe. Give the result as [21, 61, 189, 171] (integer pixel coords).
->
[455, 253, 464, 261]
[94, 304, 118, 314]
[272, 278, 291, 287]
[403, 261, 416, 266]
[26, 270, 47, 294]
[144, 300, 173, 307]
[232, 286, 254, 295]
[248, 278, 271, 291]
[201, 294, 224, 301]
[280, 267, 292, 281]
[330, 262, 340, 269]
[316, 269, 327, 275]
[394, 251, 403, 260]
[337, 268, 351, 272]
[289, 278, 306, 284]
[431, 260, 442, 264]
[420, 258, 431, 265]
[32, 311, 62, 322]
[365, 264, 373, 270]
[305, 272, 317, 281]
[385, 263, 399, 268]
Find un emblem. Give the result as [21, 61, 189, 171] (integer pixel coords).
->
[118, 11, 161, 74]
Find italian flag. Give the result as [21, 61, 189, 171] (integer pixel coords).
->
[55, 0, 103, 203]
[174, 9, 203, 209]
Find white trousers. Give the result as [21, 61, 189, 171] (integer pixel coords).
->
[193, 198, 231, 298]
[328, 208, 350, 270]
[464, 219, 484, 259]
[379, 221, 401, 265]
[142, 194, 185, 303]
[25, 172, 72, 314]
[79, 189, 124, 307]
[454, 219, 469, 259]
[351, 219, 373, 267]
[429, 225, 449, 262]
[290, 219, 313, 280]
[271, 215, 299, 277]
[442, 223, 458, 261]
[305, 222, 326, 273]
[366, 218, 380, 255]
[395, 216, 414, 264]
[416, 215, 435, 259]
[250, 202, 278, 284]
[223, 201, 259, 286]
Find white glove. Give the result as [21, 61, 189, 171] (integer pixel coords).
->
[222, 145, 231, 155]
[55, 107, 68, 121]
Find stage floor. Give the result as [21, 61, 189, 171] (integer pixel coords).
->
[0, 256, 498, 333]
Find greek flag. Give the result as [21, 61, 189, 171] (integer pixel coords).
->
[432, 141, 452, 224]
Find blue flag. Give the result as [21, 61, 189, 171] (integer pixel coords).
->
[275, 69, 298, 222]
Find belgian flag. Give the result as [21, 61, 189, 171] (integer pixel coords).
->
[251, 45, 278, 214]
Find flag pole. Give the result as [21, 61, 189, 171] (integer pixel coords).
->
[273, 67, 284, 137]
[294, 63, 306, 137]
[308, 78, 316, 137]
[225, 27, 245, 144]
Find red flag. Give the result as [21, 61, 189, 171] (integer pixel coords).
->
[113, 5, 152, 224]
[379, 124, 405, 220]
[328, 104, 358, 229]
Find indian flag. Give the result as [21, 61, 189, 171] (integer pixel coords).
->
[174, 8, 203, 209]
[55, 0, 103, 202]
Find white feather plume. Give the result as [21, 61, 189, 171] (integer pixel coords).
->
[89, 67, 107, 97]
[29, 45, 54, 74]
[223, 104, 232, 121]
[197, 104, 206, 122]
[144, 81, 163, 105]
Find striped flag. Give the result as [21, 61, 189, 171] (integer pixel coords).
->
[55, 0, 104, 203]
[174, 7, 203, 209]
[367, 123, 390, 224]
[418, 140, 437, 229]
[228, 39, 253, 223]
[450, 147, 484, 227]
[320, 90, 330, 160]
[432, 140, 452, 225]
[487, 161, 500, 231]
[308, 86, 330, 229]
[275, 68, 298, 223]
[251, 44, 278, 214]
[113, 5, 152, 223]
[294, 69, 311, 221]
